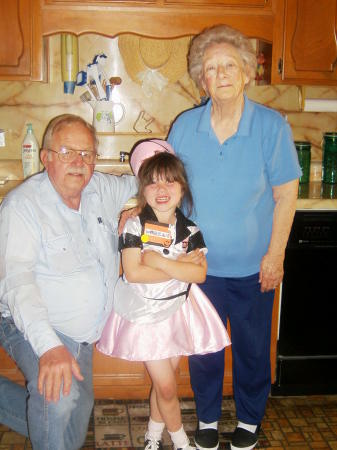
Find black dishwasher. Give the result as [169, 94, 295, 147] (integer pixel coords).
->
[272, 210, 337, 396]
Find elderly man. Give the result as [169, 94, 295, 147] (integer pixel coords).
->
[0, 114, 137, 450]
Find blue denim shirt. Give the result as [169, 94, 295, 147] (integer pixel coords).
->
[0, 170, 137, 357]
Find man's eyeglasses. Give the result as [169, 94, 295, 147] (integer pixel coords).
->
[48, 147, 97, 165]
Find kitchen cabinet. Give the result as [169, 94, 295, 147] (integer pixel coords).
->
[0, 0, 45, 81]
[92, 333, 233, 399]
[0, 346, 25, 386]
[41, 0, 273, 42]
[0, 288, 279, 399]
[272, 0, 337, 85]
[0, 0, 274, 81]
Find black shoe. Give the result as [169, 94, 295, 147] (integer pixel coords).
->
[144, 438, 163, 450]
[230, 425, 260, 450]
[195, 428, 219, 450]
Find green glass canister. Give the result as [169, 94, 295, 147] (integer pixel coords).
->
[295, 141, 311, 184]
[322, 132, 337, 184]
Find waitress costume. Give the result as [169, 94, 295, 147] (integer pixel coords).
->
[97, 204, 230, 361]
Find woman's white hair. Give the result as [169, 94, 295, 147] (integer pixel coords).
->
[188, 24, 257, 91]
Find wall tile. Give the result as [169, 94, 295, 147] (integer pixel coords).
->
[0, 34, 336, 164]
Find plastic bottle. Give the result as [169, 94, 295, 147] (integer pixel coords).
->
[61, 34, 78, 94]
[21, 123, 40, 179]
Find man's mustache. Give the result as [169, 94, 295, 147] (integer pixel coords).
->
[66, 167, 88, 175]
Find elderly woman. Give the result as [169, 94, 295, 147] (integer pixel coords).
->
[168, 25, 301, 450]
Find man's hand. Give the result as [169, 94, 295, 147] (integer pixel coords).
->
[38, 345, 84, 403]
[118, 207, 140, 235]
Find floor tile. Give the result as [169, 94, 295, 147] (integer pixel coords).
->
[1, 395, 337, 449]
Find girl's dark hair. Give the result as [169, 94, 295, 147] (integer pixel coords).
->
[137, 152, 194, 217]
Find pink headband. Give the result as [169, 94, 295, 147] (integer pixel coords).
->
[130, 139, 175, 176]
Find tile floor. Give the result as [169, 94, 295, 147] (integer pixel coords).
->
[0, 395, 336, 449]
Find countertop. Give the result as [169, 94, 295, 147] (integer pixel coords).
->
[1, 180, 337, 210]
[1, 159, 337, 210]
[296, 181, 337, 210]
[0, 158, 135, 206]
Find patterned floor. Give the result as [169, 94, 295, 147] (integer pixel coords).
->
[0, 395, 336, 449]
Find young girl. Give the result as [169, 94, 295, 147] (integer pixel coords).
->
[97, 140, 230, 450]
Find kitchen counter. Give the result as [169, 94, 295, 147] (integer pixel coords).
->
[0, 158, 134, 205]
[1, 160, 337, 210]
[0, 180, 21, 202]
[1, 180, 337, 210]
[296, 181, 337, 210]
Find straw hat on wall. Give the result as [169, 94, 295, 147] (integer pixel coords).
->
[118, 35, 191, 97]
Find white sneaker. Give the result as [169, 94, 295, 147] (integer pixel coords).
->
[144, 437, 163, 450]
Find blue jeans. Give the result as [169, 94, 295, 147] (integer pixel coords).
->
[0, 316, 94, 450]
[189, 273, 274, 425]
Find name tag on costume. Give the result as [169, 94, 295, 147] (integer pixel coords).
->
[141, 221, 172, 248]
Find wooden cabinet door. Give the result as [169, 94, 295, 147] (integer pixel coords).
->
[44, 0, 270, 5]
[0, 288, 279, 399]
[42, 0, 273, 41]
[93, 348, 152, 399]
[272, 0, 337, 85]
[0, 347, 25, 385]
[0, 0, 45, 80]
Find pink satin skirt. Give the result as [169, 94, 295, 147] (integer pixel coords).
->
[97, 283, 231, 361]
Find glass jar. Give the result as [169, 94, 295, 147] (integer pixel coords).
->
[298, 183, 310, 199]
[295, 141, 311, 184]
[322, 132, 337, 184]
[321, 182, 337, 199]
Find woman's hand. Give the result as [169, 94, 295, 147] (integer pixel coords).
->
[143, 249, 206, 270]
[259, 252, 284, 292]
[141, 250, 164, 270]
[259, 179, 298, 293]
[142, 248, 207, 283]
[177, 249, 206, 265]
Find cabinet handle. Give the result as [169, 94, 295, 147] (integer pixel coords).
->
[278, 58, 283, 75]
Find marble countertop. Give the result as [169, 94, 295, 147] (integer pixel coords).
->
[296, 181, 337, 209]
[1, 179, 337, 210]
[0, 180, 21, 201]
[0, 158, 133, 204]
[0, 159, 337, 210]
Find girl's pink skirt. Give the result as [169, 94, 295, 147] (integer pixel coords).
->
[97, 283, 231, 361]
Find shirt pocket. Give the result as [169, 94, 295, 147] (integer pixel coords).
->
[44, 234, 81, 274]
[101, 220, 118, 241]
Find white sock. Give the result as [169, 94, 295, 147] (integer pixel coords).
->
[199, 421, 218, 430]
[237, 421, 257, 433]
[146, 417, 165, 441]
[168, 425, 189, 449]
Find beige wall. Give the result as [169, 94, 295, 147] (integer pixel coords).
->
[0, 34, 336, 165]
